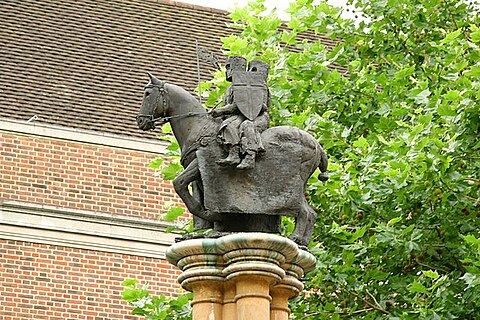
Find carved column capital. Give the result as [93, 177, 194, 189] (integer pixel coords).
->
[167, 238, 224, 291]
[218, 233, 296, 282]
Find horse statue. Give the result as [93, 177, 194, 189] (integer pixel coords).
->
[137, 73, 328, 246]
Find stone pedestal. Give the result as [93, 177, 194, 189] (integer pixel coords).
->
[166, 233, 316, 320]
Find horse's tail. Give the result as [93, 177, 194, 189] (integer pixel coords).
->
[317, 144, 329, 183]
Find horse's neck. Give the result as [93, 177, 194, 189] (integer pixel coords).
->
[167, 84, 207, 151]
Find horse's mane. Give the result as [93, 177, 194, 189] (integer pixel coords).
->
[167, 83, 207, 114]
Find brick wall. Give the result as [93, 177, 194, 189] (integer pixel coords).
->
[0, 131, 191, 318]
[0, 132, 184, 220]
[0, 239, 182, 319]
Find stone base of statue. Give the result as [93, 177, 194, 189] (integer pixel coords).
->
[166, 233, 316, 320]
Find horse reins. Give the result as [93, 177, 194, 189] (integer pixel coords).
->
[138, 81, 208, 128]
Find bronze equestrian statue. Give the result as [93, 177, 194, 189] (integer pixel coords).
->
[137, 58, 328, 247]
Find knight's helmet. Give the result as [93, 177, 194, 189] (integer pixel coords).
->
[248, 60, 270, 79]
[225, 56, 247, 82]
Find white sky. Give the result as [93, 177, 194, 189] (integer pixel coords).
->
[177, 0, 353, 19]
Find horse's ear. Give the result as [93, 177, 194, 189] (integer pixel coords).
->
[147, 72, 162, 85]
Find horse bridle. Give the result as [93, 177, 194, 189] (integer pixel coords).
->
[137, 81, 169, 127]
[137, 81, 208, 129]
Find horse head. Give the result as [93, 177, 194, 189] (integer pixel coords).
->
[137, 72, 168, 131]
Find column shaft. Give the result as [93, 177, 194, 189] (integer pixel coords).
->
[222, 281, 236, 320]
[235, 275, 272, 320]
[190, 281, 223, 320]
[270, 288, 292, 320]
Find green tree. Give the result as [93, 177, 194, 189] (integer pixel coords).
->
[123, 0, 480, 318]
[122, 279, 192, 319]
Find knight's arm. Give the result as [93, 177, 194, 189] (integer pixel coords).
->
[211, 86, 238, 117]
[211, 103, 238, 117]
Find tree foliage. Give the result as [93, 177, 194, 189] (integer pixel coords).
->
[122, 279, 192, 319]
[221, 0, 480, 318]
[124, 0, 480, 318]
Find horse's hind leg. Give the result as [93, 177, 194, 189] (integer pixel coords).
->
[289, 205, 307, 246]
[301, 202, 318, 247]
[289, 200, 317, 247]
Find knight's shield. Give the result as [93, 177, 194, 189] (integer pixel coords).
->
[232, 71, 267, 121]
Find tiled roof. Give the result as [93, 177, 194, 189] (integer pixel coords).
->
[0, 0, 345, 141]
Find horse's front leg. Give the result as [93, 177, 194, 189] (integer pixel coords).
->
[191, 181, 213, 231]
[172, 159, 219, 223]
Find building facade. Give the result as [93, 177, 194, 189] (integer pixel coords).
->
[0, 0, 230, 318]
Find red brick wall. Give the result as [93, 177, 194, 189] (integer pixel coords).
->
[0, 239, 182, 319]
[0, 132, 191, 318]
[0, 132, 184, 220]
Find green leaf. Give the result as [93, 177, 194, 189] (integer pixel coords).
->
[324, 302, 336, 311]
[437, 103, 457, 116]
[440, 29, 462, 43]
[281, 30, 297, 45]
[461, 273, 480, 289]
[444, 90, 462, 101]
[387, 216, 402, 227]
[131, 308, 149, 316]
[164, 206, 185, 222]
[377, 135, 389, 145]
[440, 73, 459, 81]
[342, 250, 355, 267]
[365, 270, 389, 281]
[122, 288, 141, 301]
[122, 279, 138, 287]
[418, 113, 433, 124]
[375, 117, 396, 132]
[341, 126, 352, 138]
[394, 65, 415, 80]
[166, 139, 180, 151]
[470, 25, 480, 42]
[464, 235, 480, 246]
[161, 123, 173, 134]
[161, 162, 183, 180]
[409, 281, 428, 294]
[423, 270, 440, 280]
[464, 66, 480, 77]
[229, 6, 250, 22]
[349, 226, 367, 243]
[415, 88, 431, 105]
[353, 136, 369, 149]
[148, 158, 164, 169]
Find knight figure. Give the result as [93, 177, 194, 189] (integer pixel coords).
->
[211, 56, 271, 170]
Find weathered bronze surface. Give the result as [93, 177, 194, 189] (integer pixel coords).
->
[137, 58, 328, 246]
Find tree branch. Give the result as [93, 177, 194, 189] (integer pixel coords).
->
[349, 290, 389, 314]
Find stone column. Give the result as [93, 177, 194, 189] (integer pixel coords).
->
[270, 286, 293, 320]
[166, 233, 316, 320]
[218, 233, 290, 320]
[222, 281, 236, 320]
[270, 250, 315, 320]
[167, 238, 224, 320]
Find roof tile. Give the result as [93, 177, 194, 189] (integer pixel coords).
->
[0, 0, 346, 140]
